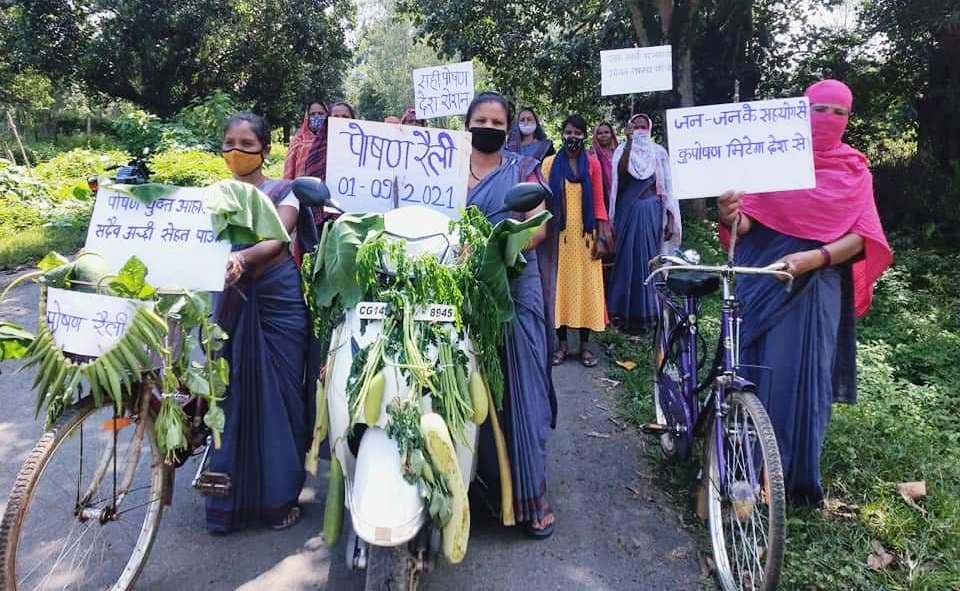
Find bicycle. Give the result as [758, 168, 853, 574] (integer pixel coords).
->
[0, 161, 226, 591]
[643, 229, 793, 591]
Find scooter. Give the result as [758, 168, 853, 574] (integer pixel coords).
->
[292, 178, 547, 590]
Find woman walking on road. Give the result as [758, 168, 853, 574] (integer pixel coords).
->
[606, 113, 681, 333]
[543, 114, 609, 368]
[466, 91, 558, 539]
[205, 113, 319, 533]
[717, 80, 892, 505]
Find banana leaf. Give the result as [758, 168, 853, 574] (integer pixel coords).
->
[478, 210, 552, 324]
[203, 180, 290, 244]
[306, 213, 385, 309]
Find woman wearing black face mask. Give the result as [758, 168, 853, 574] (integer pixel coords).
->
[466, 91, 558, 540]
[207, 113, 319, 534]
[542, 114, 609, 368]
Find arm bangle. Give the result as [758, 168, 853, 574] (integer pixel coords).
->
[818, 246, 832, 267]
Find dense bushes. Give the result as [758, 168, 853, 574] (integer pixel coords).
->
[114, 91, 248, 154]
[0, 139, 291, 269]
[873, 152, 960, 245]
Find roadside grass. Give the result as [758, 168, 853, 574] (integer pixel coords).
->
[0, 225, 86, 270]
[600, 219, 960, 590]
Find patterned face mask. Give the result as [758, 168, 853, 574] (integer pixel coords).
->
[308, 113, 327, 133]
[563, 135, 585, 153]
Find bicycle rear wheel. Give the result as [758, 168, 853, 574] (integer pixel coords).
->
[0, 395, 164, 591]
[706, 390, 785, 591]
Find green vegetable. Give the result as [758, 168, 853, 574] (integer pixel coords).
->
[70, 252, 111, 292]
[420, 412, 469, 564]
[364, 370, 386, 425]
[323, 456, 345, 546]
[469, 370, 488, 425]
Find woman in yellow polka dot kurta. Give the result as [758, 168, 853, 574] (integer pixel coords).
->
[542, 114, 610, 367]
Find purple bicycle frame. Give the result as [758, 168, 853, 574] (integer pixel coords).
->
[654, 273, 759, 487]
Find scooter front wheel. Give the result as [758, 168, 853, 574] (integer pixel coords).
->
[364, 545, 416, 591]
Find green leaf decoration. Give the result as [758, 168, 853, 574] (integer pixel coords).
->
[107, 182, 181, 204]
[108, 256, 157, 300]
[203, 179, 290, 244]
[478, 211, 552, 323]
[37, 251, 69, 272]
[311, 213, 385, 309]
[0, 322, 35, 361]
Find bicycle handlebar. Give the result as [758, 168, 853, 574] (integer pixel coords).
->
[644, 256, 795, 292]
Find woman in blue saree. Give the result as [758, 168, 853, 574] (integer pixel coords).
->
[717, 80, 892, 505]
[466, 92, 557, 538]
[206, 113, 319, 533]
[607, 114, 681, 333]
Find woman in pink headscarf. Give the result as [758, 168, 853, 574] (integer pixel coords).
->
[283, 100, 328, 180]
[589, 121, 618, 210]
[717, 79, 893, 505]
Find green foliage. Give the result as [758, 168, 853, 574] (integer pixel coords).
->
[113, 110, 164, 155]
[173, 91, 245, 150]
[605, 219, 960, 590]
[6, 0, 352, 134]
[32, 148, 129, 200]
[344, 3, 445, 122]
[148, 149, 231, 186]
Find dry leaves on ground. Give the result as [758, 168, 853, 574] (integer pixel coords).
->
[867, 540, 896, 571]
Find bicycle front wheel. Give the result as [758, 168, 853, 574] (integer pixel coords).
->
[706, 390, 785, 591]
[0, 395, 165, 591]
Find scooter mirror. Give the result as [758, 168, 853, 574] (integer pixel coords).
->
[503, 182, 548, 213]
[292, 176, 331, 208]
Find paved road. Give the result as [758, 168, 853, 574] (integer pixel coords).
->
[0, 269, 705, 590]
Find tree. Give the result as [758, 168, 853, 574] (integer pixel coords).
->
[398, 0, 800, 124]
[345, 0, 453, 121]
[4, 0, 352, 130]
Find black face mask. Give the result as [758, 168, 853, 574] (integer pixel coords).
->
[563, 136, 585, 153]
[469, 126, 506, 154]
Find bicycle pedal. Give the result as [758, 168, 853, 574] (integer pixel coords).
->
[195, 471, 232, 497]
[641, 423, 670, 435]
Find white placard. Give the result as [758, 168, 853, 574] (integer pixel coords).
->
[413, 61, 475, 119]
[45, 288, 145, 357]
[666, 97, 816, 200]
[85, 186, 231, 291]
[600, 46, 673, 96]
[326, 118, 471, 219]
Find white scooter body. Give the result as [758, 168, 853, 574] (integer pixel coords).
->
[326, 205, 479, 549]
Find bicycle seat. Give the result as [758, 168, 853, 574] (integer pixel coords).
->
[666, 271, 721, 297]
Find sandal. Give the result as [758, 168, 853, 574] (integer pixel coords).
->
[523, 507, 556, 540]
[551, 347, 568, 366]
[271, 505, 302, 531]
[580, 350, 599, 368]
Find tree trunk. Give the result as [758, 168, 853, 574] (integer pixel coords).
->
[6, 110, 30, 168]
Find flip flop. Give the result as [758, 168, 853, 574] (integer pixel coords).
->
[524, 512, 556, 540]
[271, 505, 302, 531]
[581, 350, 599, 368]
[551, 348, 568, 366]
